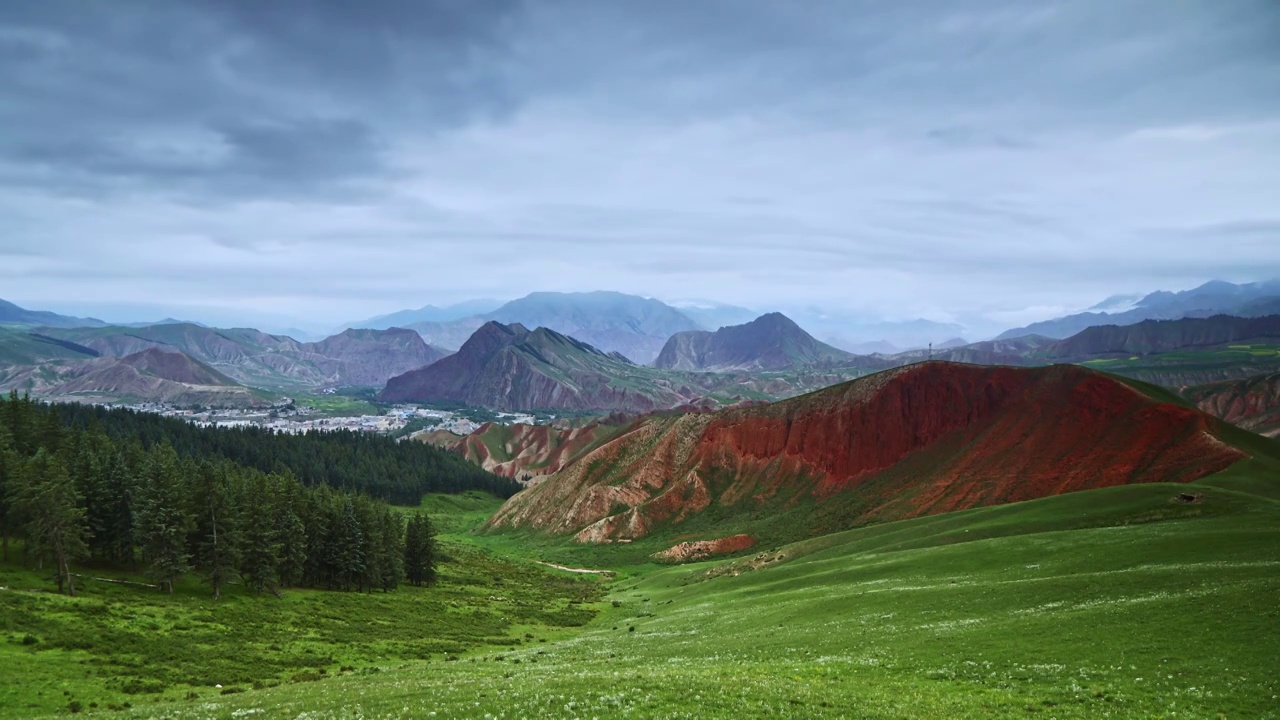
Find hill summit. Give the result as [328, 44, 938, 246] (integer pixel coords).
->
[381, 321, 687, 411]
[653, 312, 854, 371]
[487, 361, 1248, 544]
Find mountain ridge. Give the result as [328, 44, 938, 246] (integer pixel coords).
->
[487, 361, 1250, 545]
[653, 312, 855, 371]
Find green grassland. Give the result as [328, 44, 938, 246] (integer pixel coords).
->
[1081, 344, 1280, 385]
[0, 501, 603, 718]
[291, 392, 384, 417]
[2, 454, 1273, 719]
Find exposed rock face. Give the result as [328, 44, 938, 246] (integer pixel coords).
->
[300, 328, 448, 387]
[487, 362, 1246, 543]
[653, 313, 855, 371]
[381, 321, 706, 411]
[3, 348, 261, 406]
[653, 534, 756, 563]
[1185, 371, 1280, 437]
[450, 419, 633, 480]
[32, 324, 445, 390]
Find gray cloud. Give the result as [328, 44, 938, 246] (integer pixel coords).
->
[1, 0, 1278, 335]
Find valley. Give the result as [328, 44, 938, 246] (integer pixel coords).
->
[5, 3, 1278, 715]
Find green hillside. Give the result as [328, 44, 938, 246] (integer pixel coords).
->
[7, 452, 1272, 718]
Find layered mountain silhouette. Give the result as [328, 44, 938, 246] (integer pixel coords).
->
[380, 321, 704, 411]
[653, 313, 854, 371]
[4, 324, 447, 395]
[998, 279, 1280, 340]
[0, 299, 106, 329]
[488, 362, 1255, 544]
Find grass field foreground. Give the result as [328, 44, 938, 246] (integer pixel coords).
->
[14, 459, 1267, 720]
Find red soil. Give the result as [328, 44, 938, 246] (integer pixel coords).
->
[489, 362, 1247, 542]
[653, 534, 757, 563]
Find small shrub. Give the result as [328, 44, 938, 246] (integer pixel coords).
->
[219, 686, 245, 696]
[21, 634, 38, 646]
[68, 700, 83, 713]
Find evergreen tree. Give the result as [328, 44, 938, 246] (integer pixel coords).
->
[332, 498, 365, 592]
[11, 449, 89, 595]
[376, 508, 404, 592]
[404, 512, 437, 587]
[0, 442, 14, 563]
[271, 474, 308, 589]
[134, 444, 192, 592]
[189, 461, 238, 599]
[237, 473, 281, 596]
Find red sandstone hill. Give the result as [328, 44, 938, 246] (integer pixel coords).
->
[486, 362, 1253, 544]
[449, 418, 634, 481]
[1185, 371, 1280, 438]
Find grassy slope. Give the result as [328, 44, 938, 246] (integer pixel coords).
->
[32, 458, 1273, 719]
[0, 492, 602, 718]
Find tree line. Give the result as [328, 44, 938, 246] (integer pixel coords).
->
[1, 392, 439, 598]
[46, 400, 521, 504]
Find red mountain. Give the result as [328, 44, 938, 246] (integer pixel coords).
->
[487, 362, 1250, 543]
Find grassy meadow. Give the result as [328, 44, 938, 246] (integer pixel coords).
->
[3, 459, 1279, 718]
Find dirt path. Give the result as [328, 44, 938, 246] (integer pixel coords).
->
[535, 561, 614, 575]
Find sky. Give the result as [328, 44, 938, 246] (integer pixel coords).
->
[1, 0, 1278, 335]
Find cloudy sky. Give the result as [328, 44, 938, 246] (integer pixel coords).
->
[2, 0, 1278, 334]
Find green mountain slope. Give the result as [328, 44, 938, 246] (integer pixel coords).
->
[78, 462, 1280, 719]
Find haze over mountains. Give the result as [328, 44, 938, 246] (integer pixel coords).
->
[5, 277, 1280, 417]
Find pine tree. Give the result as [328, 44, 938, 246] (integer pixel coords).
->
[271, 475, 308, 589]
[332, 498, 365, 592]
[189, 461, 238, 599]
[404, 512, 437, 587]
[377, 509, 404, 592]
[134, 445, 192, 592]
[12, 449, 89, 595]
[237, 473, 281, 596]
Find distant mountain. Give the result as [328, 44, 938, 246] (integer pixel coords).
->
[779, 310, 967, 353]
[653, 313, 855, 371]
[1038, 314, 1280, 362]
[0, 347, 262, 407]
[1184, 371, 1280, 438]
[488, 362, 1251, 544]
[998, 279, 1280, 340]
[404, 317, 486, 351]
[667, 301, 760, 331]
[380, 321, 701, 411]
[26, 324, 447, 391]
[121, 318, 206, 329]
[385, 291, 702, 362]
[0, 299, 106, 329]
[343, 299, 501, 332]
[479, 291, 701, 364]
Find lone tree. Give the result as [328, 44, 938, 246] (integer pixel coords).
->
[12, 449, 89, 596]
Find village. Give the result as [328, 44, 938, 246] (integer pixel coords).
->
[107, 399, 540, 438]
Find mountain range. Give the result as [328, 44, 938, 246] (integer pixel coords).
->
[998, 279, 1280, 339]
[0, 299, 107, 329]
[0, 323, 449, 402]
[381, 321, 708, 411]
[0, 347, 264, 407]
[486, 362, 1257, 545]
